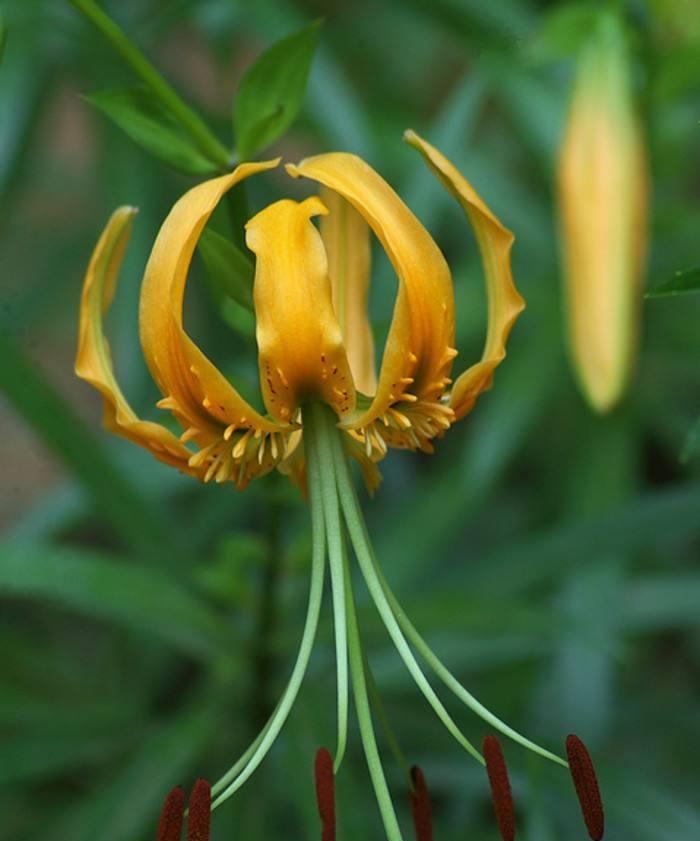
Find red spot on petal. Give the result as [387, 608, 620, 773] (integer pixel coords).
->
[157, 786, 184, 841]
[187, 778, 211, 841]
[409, 765, 433, 841]
[315, 748, 336, 841]
[566, 735, 605, 840]
[483, 735, 516, 841]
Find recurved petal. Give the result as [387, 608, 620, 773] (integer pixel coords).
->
[75, 207, 201, 474]
[246, 196, 356, 422]
[319, 186, 377, 396]
[286, 154, 455, 430]
[404, 130, 525, 420]
[139, 161, 283, 438]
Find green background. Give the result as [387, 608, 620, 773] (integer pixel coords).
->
[1, 0, 699, 839]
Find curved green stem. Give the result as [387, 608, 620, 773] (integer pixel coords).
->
[344, 553, 405, 841]
[210, 434, 327, 809]
[68, 0, 231, 169]
[364, 651, 411, 779]
[305, 403, 349, 771]
[329, 424, 566, 768]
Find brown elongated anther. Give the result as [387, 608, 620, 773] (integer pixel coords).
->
[483, 735, 516, 841]
[566, 735, 605, 840]
[315, 747, 336, 841]
[409, 765, 433, 841]
[157, 786, 185, 841]
[187, 778, 211, 841]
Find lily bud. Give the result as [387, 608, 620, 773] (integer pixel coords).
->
[557, 14, 649, 412]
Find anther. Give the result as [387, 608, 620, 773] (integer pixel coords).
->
[483, 735, 515, 841]
[409, 765, 433, 841]
[566, 735, 604, 841]
[187, 778, 211, 841]
[156, 786, 184, 841]
[314, 747, 336, 841]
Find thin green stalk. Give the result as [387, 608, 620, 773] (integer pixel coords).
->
[329, 427, 567, 769]
[344, 554, 405, 841]
[210, 442, 327, 809]
[364, 651, 411, 779]
[326, 416, 483, 765]
[305, 404, 349, 771]
[68, 0, 231, 169]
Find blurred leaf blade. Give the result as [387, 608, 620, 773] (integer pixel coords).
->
[646, 266, 700, 298]
[681, 416, 700, 463]
[86, 87, 217, 175]
[234, 20, 321, 159]
[0, 542, 231, 660]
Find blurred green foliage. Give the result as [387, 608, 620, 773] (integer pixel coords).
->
[0, 1, 699, 840]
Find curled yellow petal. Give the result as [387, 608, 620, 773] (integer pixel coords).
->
[287, 154, 455, 448]
[319, 186, 377, 396]
[404, 130, 525, 420]
[246, 196, 356, 422]
[139, 161, 283, 439]
[75, 207, 200, 474]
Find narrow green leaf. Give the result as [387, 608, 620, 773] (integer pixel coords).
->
[234, 20, 322, 159]
[86, 86, 217, 175]
[0, 732, 121, 784]
[199, 228, 255, 311]
[646, 265, 700, 298]
[0, 333, 176, 557]
[0, 543, 232, 660]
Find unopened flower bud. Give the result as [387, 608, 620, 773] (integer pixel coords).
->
[557, 14, 649, 412]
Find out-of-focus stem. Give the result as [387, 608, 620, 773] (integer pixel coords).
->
[68, 0, 231, 170]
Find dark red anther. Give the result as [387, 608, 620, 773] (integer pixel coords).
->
[409, 765, 433, 841]
[187, 778, 211, 841]
[315, 747, 336, 841]
[483, 735, 516, 841]
[156, 786, 184, 841]
[566, 735, 605, 841]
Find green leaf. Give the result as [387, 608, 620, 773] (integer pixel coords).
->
[198, 228, 255, 311]
[234, 20, 322, 159]
[0, 543, 232, 661]
[646, 265, 700, 298]
[86, 86, 218, 176]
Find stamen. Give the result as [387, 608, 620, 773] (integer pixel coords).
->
[566, 735, 604, 841]
[483, 735, 515, 841]
[314, 747, 336, 841]
[409, 766, 433, 841]
[187, 778, 211, 841]
[156, 786, 184, 841]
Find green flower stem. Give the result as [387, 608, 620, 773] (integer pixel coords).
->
[373, 553, 568, 768]
[305, 403, 349, 771]
[363, 650, 411, 780]
[68, 0, 231, 170]
[328, 426, 568, 769]
[327, 424, 483, 765]
[210, 434, 327, 809]
[344, 551, 405, 841]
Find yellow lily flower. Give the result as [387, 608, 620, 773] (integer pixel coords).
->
[77, 132, 575, 841]
[76, 132, 523, 492]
